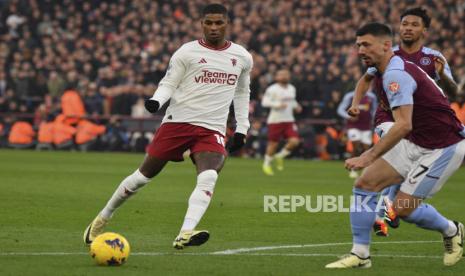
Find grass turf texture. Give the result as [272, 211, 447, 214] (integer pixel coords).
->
[0, 149, 464, 275]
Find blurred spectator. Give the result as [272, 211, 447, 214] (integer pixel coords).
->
[75, 119, 106, 151]
[0, 0, 464, 158]
[61, 89, 85, 125]
[8, 120, 35, 148]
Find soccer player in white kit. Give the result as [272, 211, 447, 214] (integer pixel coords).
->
[83, 4, 253, 249]
[261, 69, 301, 176]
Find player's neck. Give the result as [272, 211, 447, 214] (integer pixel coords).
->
[278, 82, 288, 88]
[377, 53, 395, 74]
[202, 38, 227, 49]
[401, 41, 423, 54]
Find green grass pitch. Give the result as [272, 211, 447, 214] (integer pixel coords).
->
[0, 149, 464, 275]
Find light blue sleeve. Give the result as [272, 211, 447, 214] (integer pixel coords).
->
[382, 70, 417, 108]
[336, 92, 353, 119]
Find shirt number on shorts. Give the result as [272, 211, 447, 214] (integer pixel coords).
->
[214, 134, 225, 146]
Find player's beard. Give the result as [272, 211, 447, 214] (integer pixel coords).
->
[402, 38, 415, 47]
[401, 35, 420, 47]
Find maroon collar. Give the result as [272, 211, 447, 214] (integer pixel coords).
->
[198, 39, 231, 51]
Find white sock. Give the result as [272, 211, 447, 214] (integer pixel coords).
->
[264, 155, 274, 166]
[100, 169, 151, 219]
[444, 220, 458, 237]
[275, 148, 291, 159]
[351, 243, 370, 258]
[180, 170, 218, 232]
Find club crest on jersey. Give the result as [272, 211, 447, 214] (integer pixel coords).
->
[420, 57, 431, 66]
[388, 82, 400, 93]
[231, 58, 237, 66]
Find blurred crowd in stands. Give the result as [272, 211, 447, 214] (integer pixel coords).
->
[0, 0, 464, 158]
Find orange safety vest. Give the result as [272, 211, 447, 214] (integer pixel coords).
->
[53, 120, 76, 145]
[61, 89, 86, 125]
[75, 120, 106, 144]
[38, 121, 54, 143]
[8, 121, 35, 144]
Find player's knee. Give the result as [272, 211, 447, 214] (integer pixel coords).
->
[196, 169, 218, 192]
[288, 137, 300, 147]
[354, 176, 377, 192]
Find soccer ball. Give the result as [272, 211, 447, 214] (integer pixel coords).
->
[90, 232, 130, 266]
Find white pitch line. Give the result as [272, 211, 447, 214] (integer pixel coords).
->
[0, 240, 442, 258]
[211, 240, 442, 255]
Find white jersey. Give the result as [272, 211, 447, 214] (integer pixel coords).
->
[261, 83, 298, 124]
[150, 39, 253, 135]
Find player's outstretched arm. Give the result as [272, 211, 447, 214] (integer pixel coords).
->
[348, 72, 374, 117]
[145, 48, 187, 113]
[345, 70, 415, 170]
[229, 55, 253, 153]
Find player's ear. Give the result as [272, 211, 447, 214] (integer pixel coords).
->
[383, 38, 392, 52]
[421, 27, 427, 38]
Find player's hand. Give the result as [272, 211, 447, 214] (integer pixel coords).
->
[227, 133, 246, 153]
[294, 104, 303, 114]
[347, 106, 360, 117]
[278, 103, 288, 110]
[144, 99, 160, 113]
[345, 151, 375, 170]
[434, 56, 445, 76]
[348, 116, 359, 122]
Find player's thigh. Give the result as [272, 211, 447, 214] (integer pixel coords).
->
[191, 131, 227, 173]
[284, 123, 299, 141]
[347, 128, 362, 142]
[267, 123, 284, 142]
[381, 139, 414, 179]
[138, 154, 169, 178]
[400, 140, 465, 199]
[360, 130, 373, 145]
[192, 152, 226, 174]
[356, 158, 404, 192]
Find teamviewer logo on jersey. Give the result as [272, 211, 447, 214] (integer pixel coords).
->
[194, 69, 238, 85]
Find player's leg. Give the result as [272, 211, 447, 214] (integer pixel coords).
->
[383, 184, 401, 228]
[263, 140, 279, 176]
[83, 122, 190, 245]
[274, 123, 300, 171]
[373, 187, 390, 236]
[395, 140, 465, 266]
[326, 158, 403, 268]
[347, 128, 363, 178]
[174, 151, 225, 249]
[84, 155, 167, 245]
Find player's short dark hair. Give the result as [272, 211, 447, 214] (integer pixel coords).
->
[400, 7, 431, 28]
[202, 3, 228, 17]
[356, 22, 393, 38]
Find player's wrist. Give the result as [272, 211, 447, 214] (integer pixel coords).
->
[145, 99, 160, 113]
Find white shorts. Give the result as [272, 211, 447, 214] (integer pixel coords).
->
[347, 128, 372, 145]
[382, 139, 465, 198]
